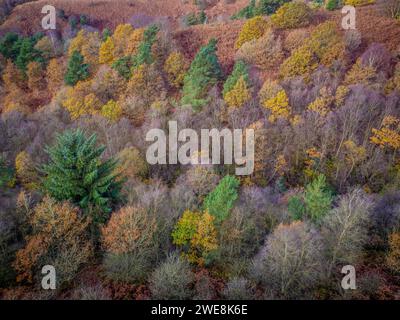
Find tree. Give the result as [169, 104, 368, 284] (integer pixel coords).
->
[101, 206, 159, 283]
[224, 76, 251, 108]
[101, 99, 123, 122]
[15, 151, 39, 190]
[304, 174, 333, 222]
[223, 60, 249, 96]
[114, 147, 149, 180]
[250, 221, 324, 299]
[203, 175, 240, 223]
[42, 129, 123, 222]
[172, 210, 218, 266]
[13, 197, 92, 285]
[263, 89, 291, 123]
[164, 51, 189, 88]
[321, 189, 372, 277]
[27, 61, 45, 91]
[149, 253, 194, 300]
[271, 2, 313, 29]
[235, 16, 269, 49]
[98, 37, 115, 65]
[62, 81, 102, 119]
[181, 39, 222, 108]
[64, 50, 89, 86]
[46, 58, 65, 94]
[235, 29, 284, 71]
[15, 37, 43, 72]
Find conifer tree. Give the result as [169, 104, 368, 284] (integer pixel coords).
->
[43, 129, 123, 222]
[203, 175, 240, 223]
[64, 50, 89, 86]
[223, 60, 250, 96]
[181, 38, 222, 109]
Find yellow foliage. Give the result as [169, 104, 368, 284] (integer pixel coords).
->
[101, 99, 122, 121]
[275, 154, 287, 176]
[280, 21, 344, 80]
[335, 85, 350, 107]
[370, 116, 400, 150]
[124, 28, 145, 56]
[223, 76, 251, 108]
[279, 45, 317, 80]
[112, 24, 135, 59]
[164, 51, 188, 88]
[46, 58, 64, 94]
[307, 87, 333, 117]
[258, 79, 283, 102]
[344, 59, 377, 87]
[99, 37, 115, 65]
[263, 90, 291, 123]
[172, 210, 218, 266]
[15, 151, 39, 190]
[62, 81, 102, 119]
[271, 2, 313, 29]
[344, 0, 375, 6]
[68, 30, 101, 70]
[235, 16, 269, 49]
[385, 63, 400, 94]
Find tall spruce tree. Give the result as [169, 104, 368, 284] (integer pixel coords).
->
[203, 175, 240, 224]
[181, 38, 222, 109]
[43, 129, 123, 223]
[64, 50, 89, 86]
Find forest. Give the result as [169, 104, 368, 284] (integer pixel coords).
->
[0, 0, 400, 300]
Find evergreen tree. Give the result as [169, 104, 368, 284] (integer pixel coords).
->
[15, 38, 43, 72]
[181, 38, 222, 109]
[43, 129, 123, 223]
[223, 60, 250, 96]
[64, 50, 89, 86]
[131, 24, 159, 69]
[203, 175, 240, 224]
[304, 174, 333, 223]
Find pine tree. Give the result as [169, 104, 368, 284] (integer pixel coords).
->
[43, 129, 123, 222]
[203, 175, 240, 223]
[304, 174, 333, 223]
[64, 50, 89, 86]
[181, 38, 222, 109]
[223, 60, 250, 96]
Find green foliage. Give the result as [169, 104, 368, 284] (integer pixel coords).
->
[0, 156, 14, 189]
[288, 195, 305, 221]
[64, 50, 89, 86]
[231, 0, 290, 19]
[0, 33, 20, 61]
[80, 15, 89, 25]
[304, 174, 333, 222]
[325, 0, 340, 10]
[223, 60, 250, 96]
[131, 24, 159, 69]
[181, 38, 222, 109]
[102, 28, 112, 41]
[203, 175, 240, 223]
[185, 11, 207, 26]
[42, 129, 123, 223]
[112, 56, 132, 79]
[0, 33, 45, 72]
